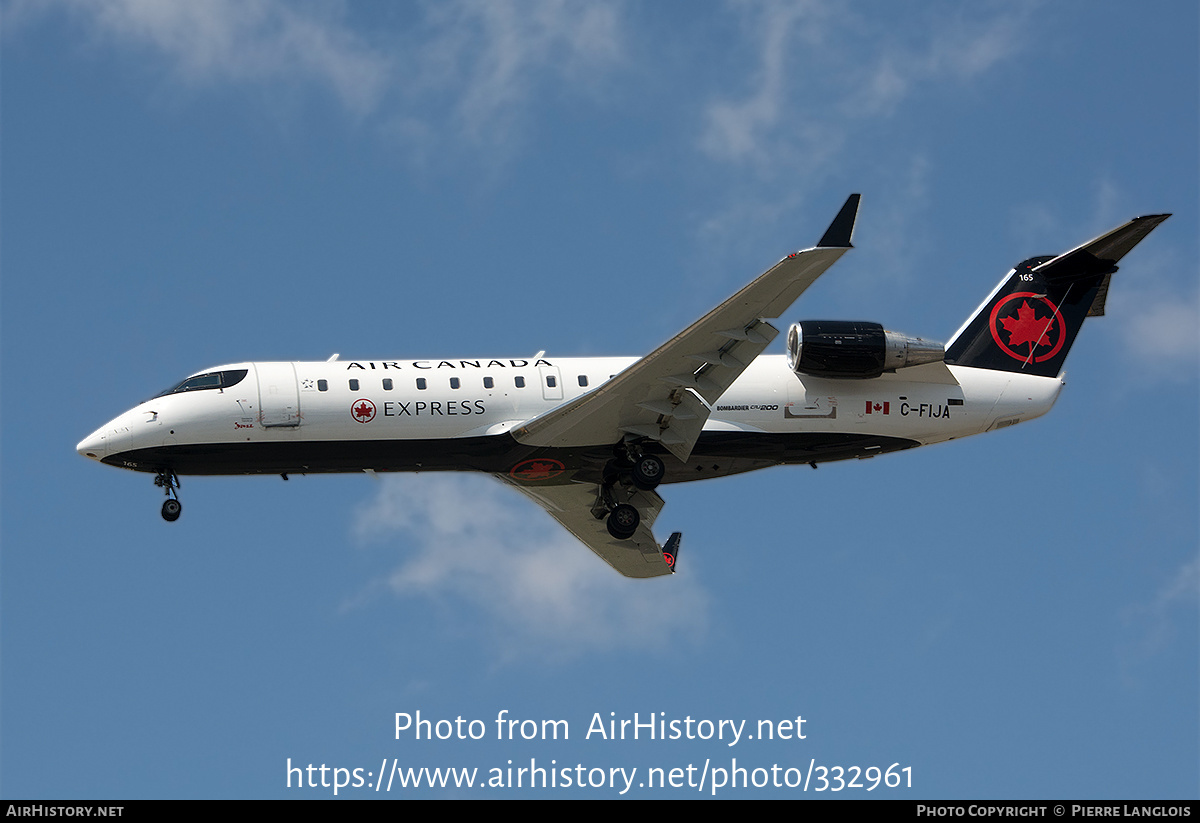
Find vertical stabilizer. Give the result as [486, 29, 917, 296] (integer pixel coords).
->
[944, 214, 1169, 377]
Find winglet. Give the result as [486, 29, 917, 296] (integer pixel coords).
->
[817, 193, 861, 248]
[663, 532, 682, 573]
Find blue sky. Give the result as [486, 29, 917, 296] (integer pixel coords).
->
[2, 0, 1196, 799]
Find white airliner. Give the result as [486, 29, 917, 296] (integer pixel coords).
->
[78, 196, 1169, 578]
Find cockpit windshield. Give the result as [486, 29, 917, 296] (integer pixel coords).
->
[155, 369, 248, 398]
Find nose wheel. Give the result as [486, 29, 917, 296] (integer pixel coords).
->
[161, 498, 182, 522]
[155, 471, 182, 522]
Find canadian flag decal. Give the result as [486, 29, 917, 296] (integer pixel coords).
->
[865, 401, 890, 414]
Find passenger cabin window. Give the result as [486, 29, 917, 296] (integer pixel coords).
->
[383, 378, 393, 391]
[416, 378, 427, 390]
[483, 377, 494, 389]
[450, 377, 460, 389]
[349, 379, 359, 391]
[515, 376, 525, 388]
[546, 375, 557, 388]
[578, 375, 588, 387]
[318, 379, 328, 392]
[156, 369, 247, 398]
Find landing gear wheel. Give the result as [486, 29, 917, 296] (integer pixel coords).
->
[155, 471, 182, 521]
[630, 454, 665, 490]
[606, 503, 640, 540]
[161, 498, 182, 522]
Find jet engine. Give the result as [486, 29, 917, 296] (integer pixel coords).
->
[786, 321, 944, 379]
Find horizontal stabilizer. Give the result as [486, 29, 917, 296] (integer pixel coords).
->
[1034, 213, 1171, 283]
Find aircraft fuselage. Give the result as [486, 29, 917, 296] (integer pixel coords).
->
[78, 356, 1061, 484]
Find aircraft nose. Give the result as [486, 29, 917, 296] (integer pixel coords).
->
[77, 428, 107, 460]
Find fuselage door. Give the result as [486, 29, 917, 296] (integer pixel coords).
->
[255, 362, 300, 427]
[539, 363, 563, 402]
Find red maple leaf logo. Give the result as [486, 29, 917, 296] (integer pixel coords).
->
[509, 458, 565, 481]
[353, 401, 375, 422]
[521, 462, 556, 479]
[1000, 300, 1055, 352]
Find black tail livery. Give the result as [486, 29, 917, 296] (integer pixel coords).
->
[945, 213, 1170, 377]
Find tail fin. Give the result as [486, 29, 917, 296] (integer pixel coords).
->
[945, 213, 1170, 377]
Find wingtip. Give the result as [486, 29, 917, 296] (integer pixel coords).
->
[664, 531, 682, 573]
[817, 193, 861, 248]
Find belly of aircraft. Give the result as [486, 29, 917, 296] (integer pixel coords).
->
[102, 430, 920, 482]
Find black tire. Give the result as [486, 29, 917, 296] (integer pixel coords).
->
[606, 503, 640, 540]
[630, 454, 665, 490]
[162, 499, 182, 522]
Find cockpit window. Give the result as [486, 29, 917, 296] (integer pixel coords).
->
[156, 369, 248, 398]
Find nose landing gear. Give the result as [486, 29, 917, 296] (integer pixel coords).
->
[155, 471, 182, 522]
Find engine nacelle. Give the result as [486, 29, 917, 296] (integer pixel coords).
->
[786, 320, 944, 379]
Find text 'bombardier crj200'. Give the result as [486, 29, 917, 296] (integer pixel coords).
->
[78, 196, 1169, 578]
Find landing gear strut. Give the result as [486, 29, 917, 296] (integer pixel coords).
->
[155, 471, 182, 522]
[592, 442, 667, 540]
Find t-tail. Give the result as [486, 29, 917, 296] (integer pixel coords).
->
[944, 213, 1170, 377]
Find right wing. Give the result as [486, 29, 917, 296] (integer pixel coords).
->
[502, 196, 861, 577]
[512, 194, 861, 463]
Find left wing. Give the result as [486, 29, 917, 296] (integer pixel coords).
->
[498, 477, 678, 578]
[512, 194, 860, 462]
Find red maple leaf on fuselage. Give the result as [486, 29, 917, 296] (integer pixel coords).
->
[1000, 300, 1054, 353]
[354, 402, 374, 420]
[520, 462, 556, 479]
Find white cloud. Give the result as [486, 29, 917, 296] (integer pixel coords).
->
[847, 10, 1027, 118]
[353, 474, 708, 660]
[699, 2, 823, 166]
[698, 1, 834, 171]
[1120, 555, 1200, 674]
[698, 3, 1028, 171]
[419, 0, 622, 142]
[18, 0, 626, 148]
[41, 0, 391, 114]
[1118, 294, 1200, 371]
[689, 3, 1030, 278]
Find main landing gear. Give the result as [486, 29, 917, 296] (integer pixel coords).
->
[630, 453, 665, 491]
[155, 471, 182, 522]
[593, 445, 667, 540]
[606, 503, 640, 540]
